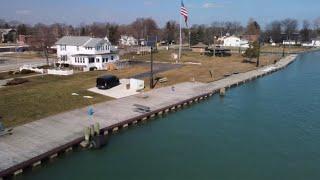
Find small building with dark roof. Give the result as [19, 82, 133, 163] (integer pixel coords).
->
[191, 42, 208, 53]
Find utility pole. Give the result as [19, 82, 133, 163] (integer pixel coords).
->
[178, 14, 182, 63]
[256, 42, 261, 67]
[213, 36, 216, 57]
[150, 46, 154, 89]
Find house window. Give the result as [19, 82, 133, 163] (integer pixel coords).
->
[111, 56, 114, 60]
[60, 45, 66, 51]
[61, 55, 67, 61]
[89, 58, 94, 63]
[96, 58, 100, 63]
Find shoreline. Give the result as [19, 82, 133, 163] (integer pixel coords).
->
[0, 54, 299, 179]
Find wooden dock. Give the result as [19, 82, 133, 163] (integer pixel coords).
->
[0, 55, 297, 179]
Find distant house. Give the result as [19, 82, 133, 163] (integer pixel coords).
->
[17, 35, 34, 45]
[119, 35, 138, 46]
[139, 39, 147, 46]
[0, 29, 17, 43]
[55, 36, 119, 71]
[223, 36, 249, 48]
[302, 37, 320, 47]
[191, 42, 208, 53]
[283, 40, 300, 46]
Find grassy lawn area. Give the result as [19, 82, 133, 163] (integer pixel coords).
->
[260, 45, 310, 53]
[124, 48, 285, 64]
[0, 66, 149, 127]
[134, 50, 280, 88]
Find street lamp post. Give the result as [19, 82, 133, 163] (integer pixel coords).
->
[281, 33, 288, 57]
[256, 41, 261, 67]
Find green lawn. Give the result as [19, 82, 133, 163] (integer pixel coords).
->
[0, 66, 149, 127]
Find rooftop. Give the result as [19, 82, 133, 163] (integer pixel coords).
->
[55, 36, 110, 47]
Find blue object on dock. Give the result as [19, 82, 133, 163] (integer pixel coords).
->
[87, 107, 94, 120]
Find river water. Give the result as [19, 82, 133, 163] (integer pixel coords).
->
[17, 51, 320, 180]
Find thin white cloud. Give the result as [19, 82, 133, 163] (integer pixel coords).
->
[202, 2, 224, 9]
[16, 10, 31, 15]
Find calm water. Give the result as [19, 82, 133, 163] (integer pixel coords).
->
[18, 51, 320, 180]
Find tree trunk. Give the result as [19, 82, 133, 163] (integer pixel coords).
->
[43, 47, 49, 66]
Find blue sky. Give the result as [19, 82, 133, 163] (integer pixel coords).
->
[0, 0, 319, 27]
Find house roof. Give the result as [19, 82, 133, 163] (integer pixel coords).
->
[84, 38, 106, 47]
[191, 42, 208, 48]
[55, 36, 110, 47]
[55, 36, 91, 46]
[0, 29, 16, 34]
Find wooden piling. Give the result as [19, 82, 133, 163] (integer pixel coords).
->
[94, 122, 100, 135]
[220, 88, 226, 96]
[32, 161, 41, 167]
[13, 169, 23, 176]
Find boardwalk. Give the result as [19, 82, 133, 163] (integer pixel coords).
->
[0, 55, 297, 178]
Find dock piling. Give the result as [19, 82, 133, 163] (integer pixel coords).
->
[220, 88, 226, 96]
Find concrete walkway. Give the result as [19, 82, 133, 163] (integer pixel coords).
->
[0, 55, 297, 175]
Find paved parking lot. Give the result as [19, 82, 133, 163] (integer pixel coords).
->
[88, 79, 140, 99]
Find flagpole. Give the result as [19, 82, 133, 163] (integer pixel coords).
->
[178, 12, 182, 63]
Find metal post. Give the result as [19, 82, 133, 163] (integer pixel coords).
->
[150, 46, 154, 89]
[257, 37, 261, 67]
[178, 14, 182, 63]
[188, 30, 191, 49]
[213, 37, 216, 57]
[256, 40, 261, 67]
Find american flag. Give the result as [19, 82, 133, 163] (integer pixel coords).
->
[180, 0, 188, 27]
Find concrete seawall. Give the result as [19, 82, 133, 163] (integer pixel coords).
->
[0, 55, 297, 179]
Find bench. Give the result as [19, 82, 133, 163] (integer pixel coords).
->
[133, 104, 151, 113]
[159, 77, 168, 83]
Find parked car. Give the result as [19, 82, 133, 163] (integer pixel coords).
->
[96, 75, 120, 89]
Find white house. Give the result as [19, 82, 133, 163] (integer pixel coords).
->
[119, 35, 138, 46]
[283, 40, 300, 46]
[302, 38, 320, 47]
[55, 36, 119, 71]
[223, 36, 249, 48]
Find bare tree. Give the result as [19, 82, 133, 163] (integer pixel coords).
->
[314, 17, 320, 36]
[131, 18, 159, 39]
[246, 18, 261, 35]
[31, 24, 56, 65]
[300, 20, 311, 42]
[265, 21, 282, 43]
[281, 18, 298, 40]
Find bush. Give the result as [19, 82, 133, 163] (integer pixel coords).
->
[20, 69, 34, 74]
[6, 78, 29, 86]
